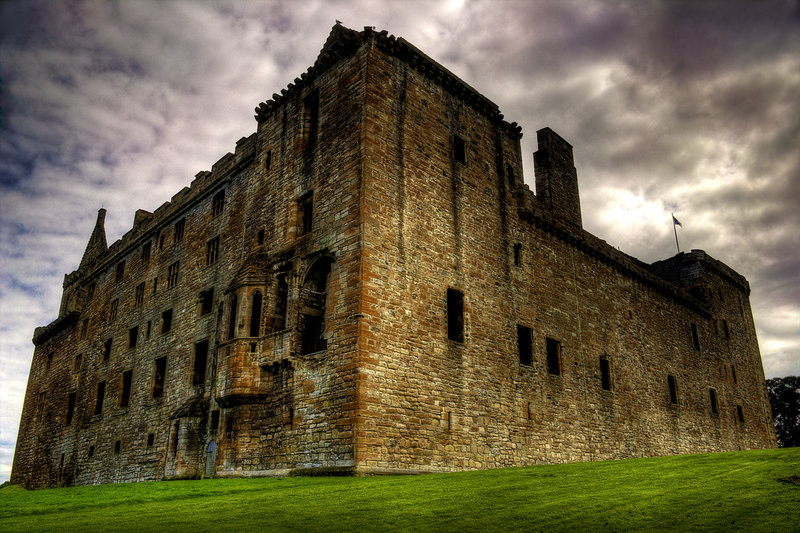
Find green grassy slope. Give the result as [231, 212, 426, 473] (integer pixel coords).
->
[2, 448, 799, 532]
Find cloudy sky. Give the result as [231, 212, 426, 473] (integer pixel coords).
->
[1, 0, 798, 483]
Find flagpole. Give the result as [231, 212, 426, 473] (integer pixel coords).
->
[672, 212, 680, 253]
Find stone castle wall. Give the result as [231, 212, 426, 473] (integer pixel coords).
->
[11, 25, 775, 488]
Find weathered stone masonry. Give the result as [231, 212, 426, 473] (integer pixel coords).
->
[12, 24, 775, 488]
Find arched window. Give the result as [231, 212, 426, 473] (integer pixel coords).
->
[249, 291, 262, 337]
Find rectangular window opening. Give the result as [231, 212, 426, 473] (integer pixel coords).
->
[210, 411, 220, 432]
[141, 241, 151, 265]
[454, 135, 466, 164]
[103, 338, 113, 361]
[303, 90, 319, 149]
[109, 299, 119, 321]
[116, 261, 125, 283]
[135, 282, 145, 307]
[114, 440, 121, 454]
[161, 309, 173, 334]
[298, 193, 313, 236]
[722, 319, 730, 339]
[120, 370, 132, 408]
[206, 236, 220, 266]
[147, 433, 155, 447]
[600, 356, 612, 391]
[74, 353, 82, 372]
[167, 262, 179, 289]
[690, 322, 701, 351]
[66, 392, 76, 425]
[80, 318, 89, 339]
[731, 365, 737, 385]
[513, 243, 522, 267]
[212, 190, 225, 217]
[193, 340, 209, 386]
[128, 325, 139, 349]
[265, 150, 272, 171]
[736, 405, 744, 424]
[94, 381, 106, 415]
[668, 374, 678, 404]
[709, 388, 719, 414]
[152, 357, 167, 398]
[447, 288, 464, 343]
[174, 218, 185, 243]
[546, 337, 561, 375]
[517, 325, 532, 366]
[200, 288, 214, 316]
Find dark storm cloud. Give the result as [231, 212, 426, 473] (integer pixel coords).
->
[0, 0, 798, 482]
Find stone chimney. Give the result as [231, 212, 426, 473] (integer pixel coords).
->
[534, 128, 582, 228]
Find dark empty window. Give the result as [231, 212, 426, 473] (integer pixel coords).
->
[709, 388, 719, 414]
[731, 365, 737, 385]
[174, 218, 185, 243]
[249, 291, 263, 337]
[152, 277, 158, 294]
[447, 289, 464, 343]
[141, 241, 151, 265]
[193, 340, 209, 386]
[546, 338, 561, 375]
[690, 322, 701, 351]
[722, 319, 730, 339]
[301, 315, 326, 355]
[153, 357, 167, 398]
[257, 229, 265, 246]
[88, 445, 95, 458]
[206, 236, 220, 265]
[114, 440, 121, 454]
[210, 411, 220, 431]
[265, 150, 272, 171]
[74, 353, 82, 372]
[200, 288, 214, 316]
[146, 320, 152, 338]
[66, 392, 76, 425]
[212, 190, 225, 217]
[94, 381, 106, 415]
[104, 338, 113, 361]
[303, 89, 319, 149]
[120, 370, 132, 408]
[159, 233, 166, 250]
[513, 243, 522, 267]
[517, 325, 532, 366]
[228, 294, 238, 339]
[453, 135, 466, 164]
[116, 261, 125, 282]
[147, 433, 155, 447]
[736, 405, 744, 424]
[298, 193, 313, 236]
[109, 299, 119, 321]
[172, 421, 180, 454]
[128, 325, 139, 349]
[161, 309, 173, 334]
[668, 375, 678, 404]
[167, 261, 179, 288]
[135, 282, 145, 307]
[600, 356, 612, 391]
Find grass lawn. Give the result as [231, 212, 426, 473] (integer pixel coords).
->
[2, 447, 799, 532]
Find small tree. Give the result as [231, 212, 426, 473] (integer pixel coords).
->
[766, 376, 800, 447]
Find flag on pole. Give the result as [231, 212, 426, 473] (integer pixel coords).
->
[672, 215, 682, 227]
